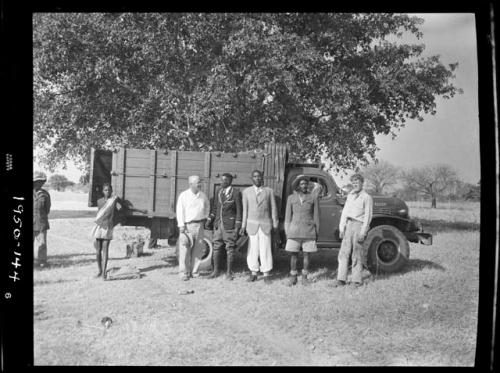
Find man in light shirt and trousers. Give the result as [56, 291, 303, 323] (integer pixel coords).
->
[176, 175, 210, 281]
[332, 173, 373, 288]
[240, 170, 278, 284]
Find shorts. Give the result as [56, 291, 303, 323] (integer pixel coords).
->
[91, 225, 113, 240]
[285, 239, 317, 253]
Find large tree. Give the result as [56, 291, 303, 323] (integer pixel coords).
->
[34, 13, 461, 171]
[361, 160, 400, 195]
[400, 164, 459, 208]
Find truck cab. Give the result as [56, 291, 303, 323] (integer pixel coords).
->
[283, 163, 433, 272]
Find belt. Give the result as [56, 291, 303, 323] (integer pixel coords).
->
[186, 219, 206, 224]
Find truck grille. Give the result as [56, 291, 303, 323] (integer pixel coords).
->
[374, 207, 392, 215]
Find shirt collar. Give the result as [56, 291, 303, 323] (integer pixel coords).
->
[349, 189, 363, 197]
[188, 189, 201, 197]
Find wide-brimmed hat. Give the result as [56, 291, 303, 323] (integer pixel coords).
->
[292, 174, 310, 190]
[33, 171, 47, 182]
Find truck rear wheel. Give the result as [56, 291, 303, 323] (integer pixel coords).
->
[365, 225, 410, 273]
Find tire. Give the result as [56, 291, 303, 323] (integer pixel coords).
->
[365, 225, 410, 273]
[196, 238, 214, 272]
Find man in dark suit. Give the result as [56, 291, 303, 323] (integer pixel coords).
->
[207, 173, 242, 280]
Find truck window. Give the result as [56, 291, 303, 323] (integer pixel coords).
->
[308, 177, 329, 199]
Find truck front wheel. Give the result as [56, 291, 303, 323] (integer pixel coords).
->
[365, 225, 410, 273]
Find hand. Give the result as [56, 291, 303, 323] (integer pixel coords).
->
[239, 227, 246, 236]
[339, 230, 345, 239]
[357, 233, 366, 243]
[206, 216, 212, 223]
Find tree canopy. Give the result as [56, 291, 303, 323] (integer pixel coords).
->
[34, 13, 461, 171]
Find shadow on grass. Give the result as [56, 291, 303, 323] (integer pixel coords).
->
[50, 210, 96, 219]
[34, 278, 79, 286]
[369, 258, 445, 281]
[418, 218, 479, 232]
[38, 254, 133, 269]
[141, 262, 176, 273]
[37, 254, 96, 269]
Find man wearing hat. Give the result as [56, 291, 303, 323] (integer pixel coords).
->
[284, 175, 320, 286]
[33, 171, 51, 267]
[206, 173, 242, 280]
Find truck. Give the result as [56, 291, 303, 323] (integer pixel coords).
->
[88, 143, 432, 273]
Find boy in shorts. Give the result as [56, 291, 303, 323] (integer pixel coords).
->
[284, 175, 320, 286]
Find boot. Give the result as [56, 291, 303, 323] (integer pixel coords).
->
[224, 251, 234, 281]
[207, 249, 222, 279]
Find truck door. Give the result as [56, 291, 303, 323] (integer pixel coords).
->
[88, 148, 113, 207]
[305, 172, 343, 245]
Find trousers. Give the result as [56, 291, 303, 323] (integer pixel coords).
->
[337, 220, 366, 283]
[247, 227, 273, 273]
[213, 224, 237, 268]
[33, 230, 47, 263]
[178, 222, 205, 276]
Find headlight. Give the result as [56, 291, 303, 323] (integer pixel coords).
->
[397, 208, 408, 218]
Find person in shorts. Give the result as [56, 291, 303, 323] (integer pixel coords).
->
[92, 183, 146, 280]
[284, 175, 320, 286]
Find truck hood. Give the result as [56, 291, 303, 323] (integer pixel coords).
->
[372, 195, 409, 219]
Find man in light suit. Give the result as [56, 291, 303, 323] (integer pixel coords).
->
[239, 170, 278, 284]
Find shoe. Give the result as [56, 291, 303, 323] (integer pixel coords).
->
[264, 276, 272, 285]
[329, 279, 346, 288]
[192, 273, 200, 278]
[287, 275, 298, 287]
[350, 281, 364, 288]
[247, 274, 258, 282]
[301, 275, 312, 286]
[95, 272, 103, 278]
[206, 271, 221, 279]
[223, 273, 234, 281]
[181, 275, 190, 281]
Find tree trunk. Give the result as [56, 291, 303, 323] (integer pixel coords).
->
[431, 195, 437, 208]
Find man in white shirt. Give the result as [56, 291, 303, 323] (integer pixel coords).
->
[331, 173, 373, 288]
[176, 175, 210, 281]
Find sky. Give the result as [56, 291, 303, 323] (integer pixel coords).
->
[372, 13, 479, 184]
[34, 13, 480, 185]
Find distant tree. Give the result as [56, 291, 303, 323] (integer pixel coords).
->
[48, 174, 75, 191]
[401, 164, 459, 208]
[34, 13, 461, 171]
[79, 171, 90, 185]
[361, 160, 400, 195]
[463, 181, 480, 201]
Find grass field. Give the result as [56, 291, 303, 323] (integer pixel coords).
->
[33, 192, 480, 366]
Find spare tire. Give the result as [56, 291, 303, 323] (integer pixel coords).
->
[196, 238, 214, 272]
[365, 225, 410, 273]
